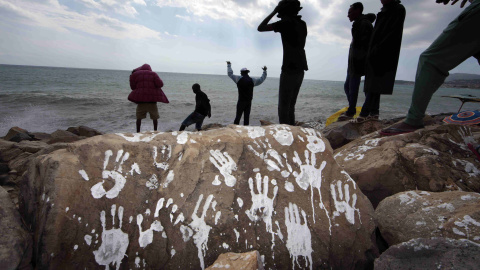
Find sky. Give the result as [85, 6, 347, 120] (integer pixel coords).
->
[0, 0, 479, 81]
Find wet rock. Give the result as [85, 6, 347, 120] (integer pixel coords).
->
[16, 141, 48, 154]
[202, 123, 226, 131]
[22, 125, 376, 270]
[47, 130, 84, 144]
[376, 191, 480, 246]
[206, 250, 263, 270]
[30, 132, 53, 142]
[3, 127, 34, 143]
[259, 120, 274, 126]
[0, 186, 33, 269]
[66, 126, 103, 137]
[374, 238, 480, 270]
[322, 120, 383, 150]
[334, 125, 480, 208]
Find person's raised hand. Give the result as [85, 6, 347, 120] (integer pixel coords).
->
[226, 61, 231, 65]
[437, 0, 473, 8]
[262, 66, 267, 71]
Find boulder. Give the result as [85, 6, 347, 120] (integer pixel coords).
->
[374, 238, 480, 270]
[206, 250, 263, 270]
[47, 130, 84, 144]
[3, 127, 34, 143]
[21, 125, 377, 270]
[67, 126, 103, 137]
[376, 191, 480, 246]
[334, 124, 480, 207]
[0, 186, 33, 269]
[322, 120, 383, 150]
[30, 132, 52, 142]
[202, 123, 226, 131]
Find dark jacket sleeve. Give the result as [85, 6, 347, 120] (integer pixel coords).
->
[154, 73, 164, 88]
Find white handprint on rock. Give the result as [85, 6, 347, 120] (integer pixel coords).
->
[272, 126, 294, 146]
[90, 150, 134, 199]
[284, 202, 313, 270]
[245, 173, 278, 233]
[301, 128, 326, 153]
[181, 194, 214, 270]
[209, 150, 237, 187]
[292, 150, 328, 224]
[152, 146, 175, 189]
[331, 180, 360, 225]
[93, 205, 129, 270]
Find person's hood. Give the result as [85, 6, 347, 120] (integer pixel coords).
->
[364, 13, 376, 23]
[134, 64, 152, 72]
[381, 0, 401, 11]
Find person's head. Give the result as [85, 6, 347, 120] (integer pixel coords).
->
[192, 83, 201, 93]
[240, 68, 250, 76]
[380, 0, 395, 6]
[277, 0, 302, 18]
[348, 2, 363, 22]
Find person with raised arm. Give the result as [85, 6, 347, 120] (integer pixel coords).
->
[257, 0, 308, 125]
[381, 0, 480, 135]
[227, 61, 267, 126]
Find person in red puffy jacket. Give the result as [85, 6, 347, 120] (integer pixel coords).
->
[128, 64, 169, 132]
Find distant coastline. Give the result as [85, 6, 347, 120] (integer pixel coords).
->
[395, 79, 480, 90]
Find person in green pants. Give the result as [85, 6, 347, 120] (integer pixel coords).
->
[381, 0, 480, 136]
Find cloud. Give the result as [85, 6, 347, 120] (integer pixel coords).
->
[0, 0, 161, 39]
[175, 14, 191, 21]
[78, 0, 146, 17]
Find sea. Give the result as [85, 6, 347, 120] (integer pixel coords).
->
[1, 64, 479, 136]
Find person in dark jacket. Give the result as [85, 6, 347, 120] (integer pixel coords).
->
[339, 2, 376, 121]
[129, 64, 169, 132]
[227, 61, 267, 126]
[257, 0, 308, 125]
[351, 0, 406, 123]
[179, 83, 211, 131]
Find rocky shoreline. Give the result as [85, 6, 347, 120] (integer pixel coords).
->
[0, 115, 479, 269]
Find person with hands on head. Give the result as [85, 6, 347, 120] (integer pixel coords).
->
[381, 0, 480, 136]
[179, 83, 211, 132]
[257, 0, 308, 126]
[227, 61, 267, 126]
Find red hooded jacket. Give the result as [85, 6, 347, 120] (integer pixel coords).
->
[128, 64, 169, 103]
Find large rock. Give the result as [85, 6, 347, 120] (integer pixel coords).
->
[334, 124, 480, 207]
[3, 127, 34, 143]
[21, 125, 377, 269]
[376, 190, 480, 246]
[374, 238, 480, 270]
[322, 120, 383, 150]
[0, 186, 32, 269]
[206, 250, 263, 270]
[66, 126, 103, 137]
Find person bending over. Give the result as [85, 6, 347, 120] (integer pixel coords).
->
[381, 0, 480, 135]
[227, 61, 267, 126]
[179, 83, 211, 131]
[128, 64, 169, 132]
[258, 0, 308, 125]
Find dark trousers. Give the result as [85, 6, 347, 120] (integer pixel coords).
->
[360, 92, 380, 117]
[234, 99, 252, 126]
[279, 72, 304, 125]
[344, 71, 362, 116]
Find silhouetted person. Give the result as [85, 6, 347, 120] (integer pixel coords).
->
[179, 83, 211, 131]
[382, 0, 480, 135]
[258, 0, 308, 125]
[339, 2, 376, 121]
[128, 64, 169, 132]
[351, 0, 406, 123]
[227, 61, 267, 125]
